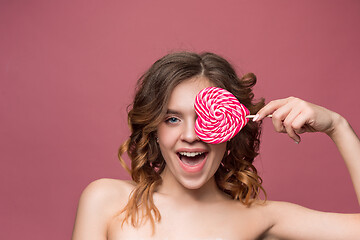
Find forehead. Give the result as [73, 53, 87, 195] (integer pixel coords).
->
[166, 76, 215, 111]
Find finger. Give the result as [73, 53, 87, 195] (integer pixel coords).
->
[255, 98, 291, 122]
[271, 106, 291, 133]
[270, 100, 297, 133]
[291, 112, 311, 134]
[283, 108, 302, 143]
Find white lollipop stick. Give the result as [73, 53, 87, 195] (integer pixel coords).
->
[246, 114, 273, 119]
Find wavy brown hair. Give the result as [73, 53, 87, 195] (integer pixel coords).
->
[117, 51, 266, 233]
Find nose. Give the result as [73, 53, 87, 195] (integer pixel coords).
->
[180, 120, 200, 143]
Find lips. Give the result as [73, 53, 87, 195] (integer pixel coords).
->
[176, 150, 208, 173]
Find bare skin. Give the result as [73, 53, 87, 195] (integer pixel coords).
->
[72, 77, 360, 240]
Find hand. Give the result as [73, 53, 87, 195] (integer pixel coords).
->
[255, 97, 342, 143]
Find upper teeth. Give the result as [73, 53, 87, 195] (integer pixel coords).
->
[179, 152, 204, 157]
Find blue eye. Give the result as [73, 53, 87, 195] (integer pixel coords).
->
[166, 117, 179, 124]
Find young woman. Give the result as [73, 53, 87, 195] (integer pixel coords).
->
[72, 52, 360, 240]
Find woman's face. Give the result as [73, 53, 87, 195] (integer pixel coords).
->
[157, 76, 227, 189]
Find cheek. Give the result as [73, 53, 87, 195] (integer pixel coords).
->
[157, 124, 180, 147]
[211, 142, 227, 163]
[207, 143, 227, 178]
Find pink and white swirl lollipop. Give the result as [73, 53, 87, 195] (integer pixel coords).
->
[194, 87, 250, 144]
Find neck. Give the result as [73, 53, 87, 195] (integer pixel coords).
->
[156, 166, 229, 203]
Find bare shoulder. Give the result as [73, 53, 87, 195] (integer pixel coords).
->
[254, 199, 296, 212]
[247, 199, 305, 211]
[72, 178, 136, 240]
[253, 200, 360, 240]
[78, 178, 137, 217]
[256, 199, 326, 219]
[244, 200, 279, 224]
[81, 178, 134, 202]
[247, 200, 314, 223]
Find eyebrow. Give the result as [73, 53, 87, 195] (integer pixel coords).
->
[165, 109, 182, 115]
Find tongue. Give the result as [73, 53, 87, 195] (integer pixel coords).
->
[180, 154, 204, 166]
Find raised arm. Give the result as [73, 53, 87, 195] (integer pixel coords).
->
[327, 116, 360, 204]
[254, 97, 360, 239]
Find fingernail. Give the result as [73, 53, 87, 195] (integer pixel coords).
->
[294, 140, 299, 144]
[252, 114, 259, 122]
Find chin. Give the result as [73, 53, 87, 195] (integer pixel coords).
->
[176, 173, 211, 190]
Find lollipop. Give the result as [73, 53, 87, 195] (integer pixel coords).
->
[194, 87, 250, 144]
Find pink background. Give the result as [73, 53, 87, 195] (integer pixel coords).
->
[1, 0, 360, 239]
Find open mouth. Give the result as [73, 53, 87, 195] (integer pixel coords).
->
[177, 151, 208, 173]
